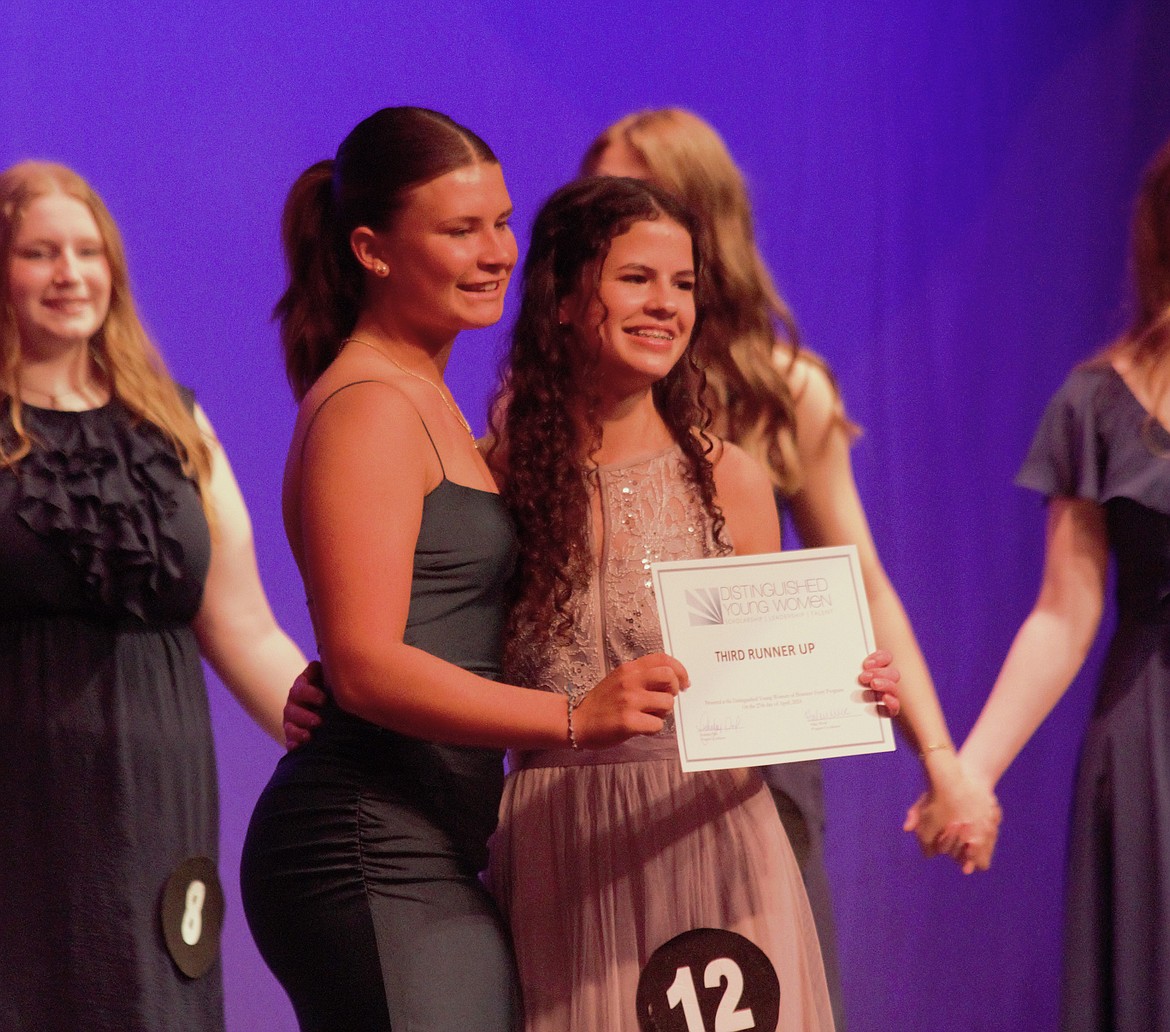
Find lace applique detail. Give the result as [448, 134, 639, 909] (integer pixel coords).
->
[508, 448, 719, 734]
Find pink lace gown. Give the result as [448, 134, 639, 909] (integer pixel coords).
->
[488, 447, 834, 1032]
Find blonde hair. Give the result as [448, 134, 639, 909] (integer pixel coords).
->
[1100, 136, 1170, 425]
[582, 109, 854, 494]
[0, 161, 212, 511]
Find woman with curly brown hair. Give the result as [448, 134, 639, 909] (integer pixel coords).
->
[485, 174, 897, 1032]
[582, 109, 1002, 1028]
[948, 136, 1170, 1032]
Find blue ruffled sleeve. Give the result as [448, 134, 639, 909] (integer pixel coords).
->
[1016, 367, 1109, 502]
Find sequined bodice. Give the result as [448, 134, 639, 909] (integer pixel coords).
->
[507, 448, 719, 715]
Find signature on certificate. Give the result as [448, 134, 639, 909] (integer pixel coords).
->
[804, 706, 853, 724]
[698, 714, 745, 734]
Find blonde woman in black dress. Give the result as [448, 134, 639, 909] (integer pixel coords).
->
[0, 160, 305, 1032]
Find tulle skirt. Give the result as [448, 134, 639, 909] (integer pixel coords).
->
[487, 736, 834, 1032]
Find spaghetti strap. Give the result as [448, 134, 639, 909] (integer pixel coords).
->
[300, 379, 445, 476]
[415, 419, 446, 478]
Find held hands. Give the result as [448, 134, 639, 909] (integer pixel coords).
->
[570, 652, 689, 749]
[858, 649, 901, 717]
[284, 660, 327, 750]
[904, 761, 1002, 875]
[855, 651, 1002, 873]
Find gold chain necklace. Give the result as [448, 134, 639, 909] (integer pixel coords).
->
[343, 337, 475, 440]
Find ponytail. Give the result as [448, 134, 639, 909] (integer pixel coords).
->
[275, 108, 500, 400]
[274, 160, 362, 400]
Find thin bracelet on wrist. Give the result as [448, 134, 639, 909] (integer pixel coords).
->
[567, 696, 580, 750]
[918, 742, 954, 758]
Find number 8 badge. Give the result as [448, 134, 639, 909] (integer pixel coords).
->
[160, 855, 225, 978]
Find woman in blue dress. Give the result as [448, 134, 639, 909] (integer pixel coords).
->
[943, 136, 1170, 1032]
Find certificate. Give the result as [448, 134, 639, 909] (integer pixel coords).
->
[651, 545, 895, 772]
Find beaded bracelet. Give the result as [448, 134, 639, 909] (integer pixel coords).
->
[567, 696, 581, 750]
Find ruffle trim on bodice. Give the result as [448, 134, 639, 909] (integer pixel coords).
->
[14, 405, 192, 623]
[1017, 364, 1170, 516]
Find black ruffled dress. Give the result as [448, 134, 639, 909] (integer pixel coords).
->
[1018, 364, 1170, 1032]
[0, 397, 220, 1031]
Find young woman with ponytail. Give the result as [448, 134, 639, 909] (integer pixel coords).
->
[239, 107, 691, 1032]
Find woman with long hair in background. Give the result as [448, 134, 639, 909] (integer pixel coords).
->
[0, 160, 305, 1032]
[944, 136, 1170, 1032]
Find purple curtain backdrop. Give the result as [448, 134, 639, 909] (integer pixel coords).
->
[4, 2, 1168, 1029]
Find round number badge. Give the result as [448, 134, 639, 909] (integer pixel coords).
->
[636, 928, 780, 1032]
[159, 856, 224, 978]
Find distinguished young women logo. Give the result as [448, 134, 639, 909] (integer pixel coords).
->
[686, 577, 833, 626]
[685, 587, 724, 625]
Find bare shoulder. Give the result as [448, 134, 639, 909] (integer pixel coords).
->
[712, 438, 776, 520]
[775, 348, 841, 425]
[191, 401, 217, 438]
[712, 437, 772, 495]
[295, 371, 423, 457]
[289, 371, 443, 506]
[710, 437, 781, 554]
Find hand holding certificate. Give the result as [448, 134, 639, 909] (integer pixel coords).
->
[651, 545, 895, 772]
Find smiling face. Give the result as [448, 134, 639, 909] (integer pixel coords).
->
[366, 161, 517, 342]
[571, 216, 696, 395]
[7, 191, 112, 355]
